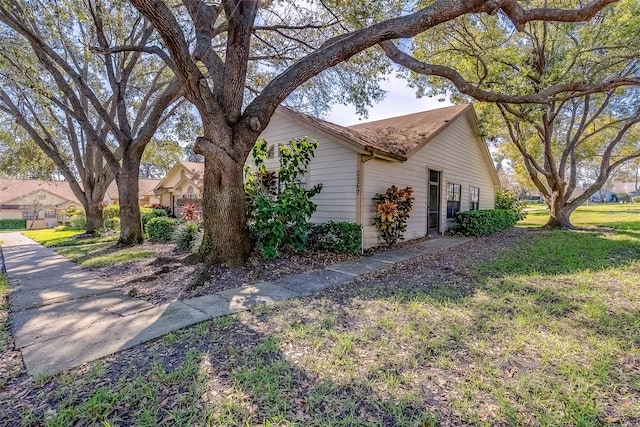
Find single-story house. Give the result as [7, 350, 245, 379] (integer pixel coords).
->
[153, 161, 203, 214]
[104, 178, 161, 206]
[157, 104, 499, 249]
[0, 179, 80, 228]
[0, 178, 163, 229]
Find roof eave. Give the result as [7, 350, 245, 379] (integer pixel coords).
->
[364, 146, 407, 162]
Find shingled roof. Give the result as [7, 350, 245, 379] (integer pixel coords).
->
[0, 178, 79, 206]
[348, 104, 471, 156]
[279, 104, 472, 159]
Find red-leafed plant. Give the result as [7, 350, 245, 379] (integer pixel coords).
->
[180, 203, 201, 223]
[373, 186, 414, 247]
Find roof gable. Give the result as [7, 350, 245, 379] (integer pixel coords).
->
[155, 161, 204, 192]
[348, 104, 470, 156]
[0, 179, 79, 205]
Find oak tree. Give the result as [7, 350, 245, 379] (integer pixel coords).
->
[0, 0, 183, 241]
[130, 0, 619, 264]
[389, 0, 640, 228]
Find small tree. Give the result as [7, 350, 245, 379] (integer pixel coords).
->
[246, 137, 322, 259]
[373, 186, 415, 247]
[20, 190, 51, 230]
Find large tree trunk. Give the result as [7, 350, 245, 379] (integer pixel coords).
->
[544, 193, 575, 229]
[199, 151, 251, 266]
[85, 202, 104, 234]
[117, 154, 144, 245]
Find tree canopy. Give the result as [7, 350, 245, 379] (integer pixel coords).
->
[399, 0, 640, 227]
[0, 0, 184, 237]
[125, 0, 622, 264]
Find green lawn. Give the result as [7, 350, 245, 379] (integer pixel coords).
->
[21, 228, 150, 267]
[520, 202, 640, 230]
[2, 206, 640, 425]
[22, 228, 117, 247]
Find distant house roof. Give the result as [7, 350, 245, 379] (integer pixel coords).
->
[610, 181, 640, 194]
[106, 178, 162, 200]
[154, 161, 205, 193]
[0, 178, 80, 206]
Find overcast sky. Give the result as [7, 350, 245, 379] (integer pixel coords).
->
[325, 75, 453, 126]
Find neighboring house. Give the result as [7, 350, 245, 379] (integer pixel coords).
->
[0, 179, 80, 228]
[1, 177, 164, 229]
[588, 181, 640, 203]
[157, 104, 499, 249]
[611, 181, 640, 198]
[153, 161, 203, 214]
[104, 179, 161, 206]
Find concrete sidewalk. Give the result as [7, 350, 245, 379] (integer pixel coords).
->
[2, 232, 469, 377]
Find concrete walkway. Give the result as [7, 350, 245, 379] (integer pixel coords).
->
[2, 232, 469, 377]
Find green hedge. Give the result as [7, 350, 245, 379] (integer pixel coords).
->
[102, 204, 120, 220]
[308, 221, 362, 254]
[141, 207, 169, 230]
[0, 219, 26, 230]
[451, 209, 518, 237]
[146, 217, 178, 242]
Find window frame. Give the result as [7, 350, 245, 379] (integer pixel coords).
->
[446, 183, 462, 219]
[22, 210, 37, 220]
[469, 186, 480, 211]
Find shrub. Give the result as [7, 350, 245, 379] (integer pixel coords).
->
[179, 203, 201, 222]
[104, 217, 120, 231]
[616, 193, 631, 202]
[495, 187, 527, 221]
[451, 209, 518, 237]
[633, 196, 640, 203]
[102, 204, 120, 220]
[141, 207, 169, 231]
[0, 219, 26, 230]
[308, 221, 362, 254]
[69, 212, 87, 230]
[146, 217, 178, 242]
[246, 137, 322, 259]
[372, 186, 415, 247]
[173, 222, 202, 253]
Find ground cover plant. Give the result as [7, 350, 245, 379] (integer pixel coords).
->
[0, 205, 639, 425]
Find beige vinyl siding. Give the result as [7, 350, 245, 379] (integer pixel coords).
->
[257, 110, 359, 223]
[362, 114, 496, 249]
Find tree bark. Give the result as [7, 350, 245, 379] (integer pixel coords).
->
[197, 142, 251, 266]
[544, 194, 575, 229]
[85, 202, 104, 234]
[117, 153, 144, 244]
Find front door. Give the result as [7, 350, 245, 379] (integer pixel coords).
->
[427, 169, 441, 235]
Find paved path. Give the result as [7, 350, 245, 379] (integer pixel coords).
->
[2, 232, 469, 377]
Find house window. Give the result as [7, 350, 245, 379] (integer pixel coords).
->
[446, 183, 461, 219]
[469, 186, 480, 211]
[23, 210, 37, 220]
[267, 145, 275, 158]
[44, 210, 56, 218]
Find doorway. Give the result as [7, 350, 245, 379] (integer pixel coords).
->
[427, 169, 441, 235]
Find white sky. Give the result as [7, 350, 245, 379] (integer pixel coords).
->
[325, 75, 453, 126]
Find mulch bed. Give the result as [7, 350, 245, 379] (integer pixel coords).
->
[98, 234, 470, 306]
